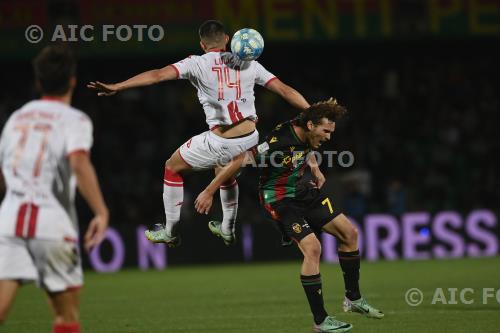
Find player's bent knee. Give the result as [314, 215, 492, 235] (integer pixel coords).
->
[301, 237, 322, 260]
[346, 225, 358, 247]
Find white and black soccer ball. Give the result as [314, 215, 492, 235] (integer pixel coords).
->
[230, 28, 264, 61]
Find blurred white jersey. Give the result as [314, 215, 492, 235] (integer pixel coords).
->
[0, 99, 93, 240]
[171, 51, 276, 129]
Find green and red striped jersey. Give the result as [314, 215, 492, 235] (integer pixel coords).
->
[256, 120, 312, 204]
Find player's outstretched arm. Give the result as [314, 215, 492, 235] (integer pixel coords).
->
[87, 64, 178, 96]
[194, 153, 248, 215]
[69, 152, 109, 251]
[265, 79, 310, 110]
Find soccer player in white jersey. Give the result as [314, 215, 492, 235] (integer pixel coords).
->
[0, 46, 109, 333]
[88, 20, 309, 247]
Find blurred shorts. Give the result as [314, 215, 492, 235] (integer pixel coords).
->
[262, 181, 341, 242]
[179, 129, 258, 170]
[0, 236, 83, 293]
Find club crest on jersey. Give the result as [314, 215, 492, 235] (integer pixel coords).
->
[269, 136, 278, 144]
[292, 223, 302, 234]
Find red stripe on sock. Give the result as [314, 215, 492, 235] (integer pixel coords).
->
[164, 168, 183, 183]
[53, 322, 80, 333]
[220, 178, 237, 189]
[164, 180, 184, 187]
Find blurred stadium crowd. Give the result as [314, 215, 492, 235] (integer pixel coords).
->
[0, 40, 497, 229]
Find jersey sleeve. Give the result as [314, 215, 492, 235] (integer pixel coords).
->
[170, 56, 198, 80]
[0, 116, 13, 165]
[254, 61, 277, 87]
[65, 113, 93, 156]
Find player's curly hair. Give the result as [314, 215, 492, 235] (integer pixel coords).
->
[296, 98, 347, 129]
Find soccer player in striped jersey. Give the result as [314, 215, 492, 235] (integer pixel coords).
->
[197, 99, 383, 332]
[0, 46, 109, 333]
[88, 20, 309, 247]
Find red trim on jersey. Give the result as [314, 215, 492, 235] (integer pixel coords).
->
[264, 77, 278, 87]
[41, 96, 65, 101]
[66, 149, 89, 158]
[274, 169, 293, 201]
[15, 204, 28, 237]
[27, 204, 39, 238]
[177, 150, 193, 168]
[169, 64, 180, 79]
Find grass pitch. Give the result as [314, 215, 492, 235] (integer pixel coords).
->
[5, 257, 500, 332]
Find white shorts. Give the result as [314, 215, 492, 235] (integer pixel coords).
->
[0, 236, 83, 293]
[179, 130, 259, 170]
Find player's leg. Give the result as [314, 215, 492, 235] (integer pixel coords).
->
[322, 214, 384, 319]
[271, 204, 351, 332]
[0, 236, 38, 325]
[0, 280, 20, 324]
[297, 234, 352, 332]
[28, 238, 83, 332]
[206, 131, 258, 245]
[163, 149, 191, 243]
[145, 148, 191, 246]
[208, 166, 238, 245]
[46, 289, 81, 333]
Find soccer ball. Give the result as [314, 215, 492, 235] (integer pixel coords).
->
[230, 28, 264, 61]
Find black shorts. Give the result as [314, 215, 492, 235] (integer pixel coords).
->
[262, 181, 341, 242]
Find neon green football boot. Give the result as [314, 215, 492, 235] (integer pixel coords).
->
[144, 224, 181, 248]
[208, 220, 235, 246]
[314, 316, 353, 333]
[343, 297, 384, 319]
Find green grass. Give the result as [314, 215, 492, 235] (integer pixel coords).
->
[4, 257, 500, 332]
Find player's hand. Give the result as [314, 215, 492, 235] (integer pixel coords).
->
[195, 189, 214, 215]
[87, 81, 119, 96]
[311, 168, 326, 189]
[84, 214, 109, 252]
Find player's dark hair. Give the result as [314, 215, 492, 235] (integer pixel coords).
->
[198, 20, 226, 44]
[33, 45, 76, 95]
[297, 98, 347, 129]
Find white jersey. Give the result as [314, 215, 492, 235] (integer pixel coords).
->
[0, 99, 93, 240]
[171, 51, 276, 129]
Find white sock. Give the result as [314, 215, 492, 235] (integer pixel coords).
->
[220, 178, 238, 235]
[163, 168, 183, 235]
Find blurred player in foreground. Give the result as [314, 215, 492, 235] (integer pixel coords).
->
[0, 45, 109, 333]
[88, 20, 309, 247]
[196, 99, 383, 332]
